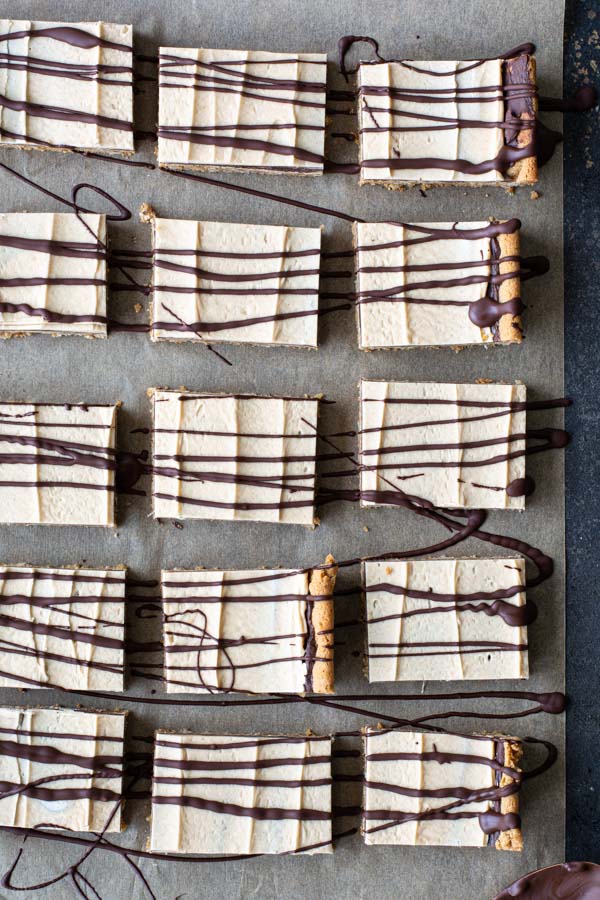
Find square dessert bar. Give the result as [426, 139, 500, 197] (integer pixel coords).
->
[357, 48, 537, 187]
[150, 732, 333, 854]
[0, 213, 108, 337]
[150, 217, 322, 347]
[354, 220, 522, 349]
[0, 706, 127, 833]
[161, 556, 337, 695]
[0, 401, 118, 526]
[157, 47, 327, 173]
[152, 390, 319, 526]
[0, 20, 134, 154]
[359, 380, 527, 510]
[0, 565, 126, 691]
[362, 728, 523, 850]
[363, 558, 528, 683]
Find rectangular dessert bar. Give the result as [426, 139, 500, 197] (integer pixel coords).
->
[359, 380, 527, 510]
[0, 565, 126, 691]
[357, 48, 537, 188]
[0, 20, 134, 154]
[354, 220, 522, 349]
[152, 390, 319, 526]
[150, 732, 333, 854]
[157, 47, 327, 173]
[150, 217, 322, 347]
[363, 558, 528, 682]
[362, 727, 523, 850]
[0, 213, 108, 337]
[161, 556, 337, 695]
[0, 401, 118, 526]
[0, 706, 127, 833]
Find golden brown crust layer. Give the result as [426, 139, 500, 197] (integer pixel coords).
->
[496, 228, 523, 343]
[158, 163, 322, 177]
[495, 738, 524, 851]
[506, 56, 538, 186]
[307, 554, 337, 694]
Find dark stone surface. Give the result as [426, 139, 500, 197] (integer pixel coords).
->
[564, 0, 600, 863]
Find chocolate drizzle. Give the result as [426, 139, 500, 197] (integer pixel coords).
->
[494, 861, 600, 899]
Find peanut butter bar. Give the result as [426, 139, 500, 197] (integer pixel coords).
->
[0, 565, 126, 691]
[358, 49, 537, 188]
[0, 706, 127, 832]
[157, 47, 327, 173]
[362, 727, 523, 850]
[150, 732, 333, 854]
[0, 401, 118, 526]
[359, 380, 527, 510]
[150, 217, 322, 347]
[161, 556, 336, 695]
[0, 213, 108, 337]
[363, 558, 529, 682]
[151, 390, 319, 526]
[0, 20, 134, 154]
[354, 220, 522, 348]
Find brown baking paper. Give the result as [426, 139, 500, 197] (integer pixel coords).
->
[0, 0, 565, 897]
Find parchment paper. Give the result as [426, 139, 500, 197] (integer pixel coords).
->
[0, 1, 565, 897]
